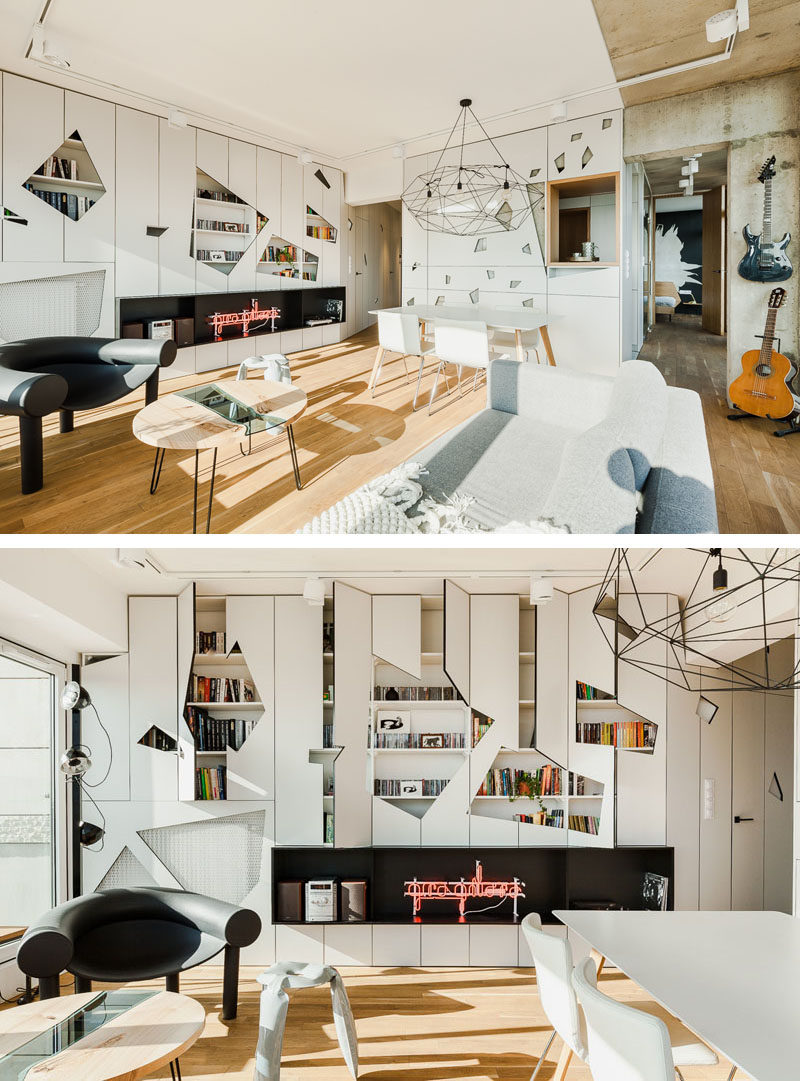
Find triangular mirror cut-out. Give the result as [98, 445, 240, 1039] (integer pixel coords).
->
[306, 204, 337, 242]
[24, 130, 106, 221]
[192, 167, 268, 276]
[314, 167, 331, 190]
[97, 846, 159, 891]
[582, 146, 594, 169]
[522, 297, 536, 308]
[554, 153, 566, 174]
[138, 811, 265, 905]
[435, 295, 445, 305]
[510, 280, 521, 288]
[259, 235, 302, 279]
[769, 771, 784, 801]
[137, 726, 177, 752]
[486, 270, 495, 279]
[3, 207, 27, 225]
[571, 132, 582, 142]
[522, 243, 532, 255]
[602, 117, 613, 129]
[469, 288, 480, 304]
[406, 296, 415, 305]
[474, 237, 487, 253]
[146, 225, 168, 237]
[529, 168, 541, 178]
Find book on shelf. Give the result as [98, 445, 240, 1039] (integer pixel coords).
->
[576, 720, 656, 749]
[23, 184, 96, 218]
[195, 764, 226, 800]
[195, 630, 226, 654]
[190, 674, 255, 704]
[306, 225, 336, 240]
[138, 727, 176, 751]
[373, 778, 447, 797]
[477, 764, 562, 798]
[261, 244, 298, 263]
[194, 249, 243, 263]
[576, 682, 615, 701]
[34, 154, 78, 180]
[195, 218, 250, 233]
[196, 188, 244, 204]
[185, 706, 257, 751]
[324, 812, 334, 844]
[322, 723, 334, 748]
[568, 814, 600, 834]
[370, 731, 464, 750]
[514, 809, 564, 828]
[568, 773, 586, 796]
[323, 621, 334, 652]
[373, 685, 457, 702]
[471, 712, 493, 746]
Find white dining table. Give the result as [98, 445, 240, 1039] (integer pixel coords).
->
[367, 304, 556, 388]
[554, 909, 799, 1081]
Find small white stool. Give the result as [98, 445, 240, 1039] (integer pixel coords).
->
[236, 353, 291, 384]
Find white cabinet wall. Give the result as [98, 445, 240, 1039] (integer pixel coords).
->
[372, 595, 421, 677]
[444, 580, 470, 702]
[534, 587, 569, 765]
[115, 107, 159, 297]
[129, 596, 178, 802]
[225, 596, 275, 802]
[333, 583, 372, 847]
[64, 92, 116, 265]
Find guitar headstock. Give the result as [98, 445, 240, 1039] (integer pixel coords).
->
[768, 288, 786, 309]
[758, 155, 776, 183]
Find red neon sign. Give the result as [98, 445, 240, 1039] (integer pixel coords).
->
[206, 298, 281, 341]
[404, 860, 525, 921]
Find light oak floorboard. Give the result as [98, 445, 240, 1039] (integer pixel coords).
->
[2, 966, 733, 1081]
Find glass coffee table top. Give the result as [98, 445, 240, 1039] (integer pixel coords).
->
[0, 990, 158, 1080]
[176, 382, 289, 436]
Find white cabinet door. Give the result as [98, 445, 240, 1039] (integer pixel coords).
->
[195, 129, 230, 294]
[129, 596, 178, 802]
[534, 587, 569, 763]
[64, 92, 115, 264]
[82, 654, 129, 801]
[115, 107, 159, 296]
[227, 138, 259, 294]
[176, 584, 195, 801]
[226, 596, 275, 802]
[158, 119, 197, 295]
[470, 595, 518, 748]
[469, 924, 519, 966]
[257, 145, 282, 239]
[333, 583, 372, 847]
[421, 759, 470, 846]
[3, 74, 64, 262]
[699, 675, 733, 910]
[274, 597, 323, 844]
[569, 585, 614, 697]
[444, 580, 470, 702]
[372, 924, 419, 966]
[372, 794, 420, 846]
[324, 924, 373, 966]
[275, 924, 324, 964]
[666, 665, 701, 910]
[731, 688, 765, 910]
[281, 153, 304, 253]
[421, 924, 468, 965]
[372, 595, 421, 678]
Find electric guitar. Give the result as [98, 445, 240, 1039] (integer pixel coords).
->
[738, 156, 792, 282]
[729, 288, 796, 418]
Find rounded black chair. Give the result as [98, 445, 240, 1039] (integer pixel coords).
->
[17, 887, 261, 1020]
[0, 336, 177, 494]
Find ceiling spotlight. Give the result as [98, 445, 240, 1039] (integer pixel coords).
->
[30, 21, 70, 68]
[705, 8, 738, 41]
[298, 150, 313, 166]
[711, 548, 728, 592]
[530, 577, 554, 606]
[115, 548, 150, 571]
[392, 144, 406, 160]
[59, 747, 91, 778]
[550, 100, 568, 123]
[302, 577, 326, 607]
[167, 108, 188, 130]
[61, 681, 92, 711]
[696, 696, 719, 724]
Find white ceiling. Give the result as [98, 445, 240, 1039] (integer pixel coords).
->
[1, 0, 620, 159]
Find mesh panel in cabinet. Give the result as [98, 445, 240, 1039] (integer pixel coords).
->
[0, 270, 105, 340]
[137, 810, 265, 905]
[97, 845, 159, 891]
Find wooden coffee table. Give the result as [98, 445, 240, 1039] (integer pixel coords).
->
[133, 377, 307, 533]
[0, 989, 205, 1081]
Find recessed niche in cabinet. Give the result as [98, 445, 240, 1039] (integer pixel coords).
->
[575, 682, 657, 753]
[302, 251, 319, 282]
[306, 205, 337, 243]
[191, 168, 268, 275]
[137, 726, 177, 752]
[546, 171, 620, 267]
[23, 131, 106, 221]
[259, 235, 302, 279]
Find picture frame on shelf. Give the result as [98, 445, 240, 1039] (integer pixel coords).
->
[209, 250, 226, 262]
[400, 780, 423, 796]
[420, 734, 444, 749]
[376, 710, 410, 733]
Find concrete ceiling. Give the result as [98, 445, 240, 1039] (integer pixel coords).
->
[1, 0, 619, 160]
[592, 0, 800, 106]
[643, 146, 728, 195]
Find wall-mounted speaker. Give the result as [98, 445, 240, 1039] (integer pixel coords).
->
[276, 880, 304, 922]
[340, 879, 368, 921]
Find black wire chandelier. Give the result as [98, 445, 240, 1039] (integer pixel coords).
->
[593, 548, 800, 693]
[401, 98, 543, 237]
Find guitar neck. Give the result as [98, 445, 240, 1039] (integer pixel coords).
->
[760, 307, 778, 362]
[762, 177, 772, 247]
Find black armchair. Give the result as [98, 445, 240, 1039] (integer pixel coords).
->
[0, 336, 177, 494]
[17, 887, 261, 1020]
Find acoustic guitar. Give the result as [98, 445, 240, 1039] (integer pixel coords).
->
[738, 156, 792, 282]
[729, 288, 796, 418]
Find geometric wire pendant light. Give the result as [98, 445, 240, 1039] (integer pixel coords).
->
[401, 98, 543, 237]
[593, 548, 800, 693]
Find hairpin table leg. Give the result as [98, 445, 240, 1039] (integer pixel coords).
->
[287, 424, 302, 490]
[150, 447, 165, 495]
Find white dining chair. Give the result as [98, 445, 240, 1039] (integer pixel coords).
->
[428, 320, 508, 413]
[489, 328, 542, 363]
[372, 312, 435, 406]
[521, 913, 718, 1081]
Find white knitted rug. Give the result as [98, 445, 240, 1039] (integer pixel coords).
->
[298, 463, 568, 535]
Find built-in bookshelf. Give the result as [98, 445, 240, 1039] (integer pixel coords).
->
[24, 131, 105, 221]
[191, 168, 265, 274]
[312, 598, 336, 845]
[519, 599, 536, 747]
[258, 235, 302, 278]
[306, 205, 337, 242]
[575, 682, 657, 752]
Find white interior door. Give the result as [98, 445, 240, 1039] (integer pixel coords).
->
[731, 692, 765, 910]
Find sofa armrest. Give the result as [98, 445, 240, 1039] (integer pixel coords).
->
[97, 338, 177, 368]
[488, 358, 614, 424]
[0, 368, 67, 418]
[639, 387, 718, 534]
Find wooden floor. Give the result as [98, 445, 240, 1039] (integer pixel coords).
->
[62, 965, 732, 1081]
[641, 313, 800, 533]
[2, 315, 797, 533]
[0, 328, 486, 535]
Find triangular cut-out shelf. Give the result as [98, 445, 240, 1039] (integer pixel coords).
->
[138, 726, 177, 752]
[192, 167, 268, 276]
[23, 131, 106, 221]
[306, 205, 337, 242]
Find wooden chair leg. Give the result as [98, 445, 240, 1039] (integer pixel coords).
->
[368, 346, 385, 390]
[551, 1039, 573, 1081]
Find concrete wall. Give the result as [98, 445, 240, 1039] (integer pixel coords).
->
[623, 69, 800, 390]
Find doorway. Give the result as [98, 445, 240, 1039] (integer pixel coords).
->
[351, 201, 402, 334]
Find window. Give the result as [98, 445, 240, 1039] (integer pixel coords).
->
[0, 642, 64, 925]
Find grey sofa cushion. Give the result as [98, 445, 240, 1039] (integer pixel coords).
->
[603, 360, 668, 491]
[489, 357, 614, 430]
[415, 408, 571, 530]
[639, 387, 718, 533]
[540, 419, 638, 534]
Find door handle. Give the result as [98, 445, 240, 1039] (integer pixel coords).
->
[734, 815, 754, 823]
